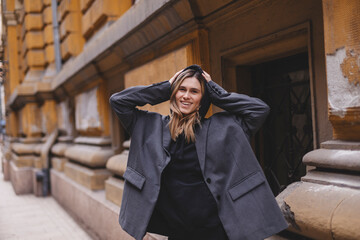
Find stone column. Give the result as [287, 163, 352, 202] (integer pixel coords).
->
[276, 1, 360, 239]
[323, 0, 360, 140]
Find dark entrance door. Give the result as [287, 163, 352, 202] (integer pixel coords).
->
[249, 52, 313, 195]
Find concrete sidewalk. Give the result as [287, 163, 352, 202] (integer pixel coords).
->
[0, 160, 93, 240]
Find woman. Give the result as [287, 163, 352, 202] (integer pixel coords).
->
[110, 65, 287, 240]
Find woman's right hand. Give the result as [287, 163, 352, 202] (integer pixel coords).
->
[169, 70, 183, 84]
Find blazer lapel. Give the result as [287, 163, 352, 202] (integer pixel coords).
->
[195, 120, 210, 172]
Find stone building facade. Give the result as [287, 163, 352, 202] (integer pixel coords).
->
[1, 0, 359, 239]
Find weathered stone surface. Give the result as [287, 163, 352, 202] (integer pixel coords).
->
[43, 6, 53, 24]
[25, 49, 46, 67]
[2, 158, 11, 181]
[58, 0, 80, 21]
[11, 142, 36, 155]
[51, 143, 71, 157]
[302, 170, 360, 190]
[64, 144, 114, 167]
[80, 0, 94, 13]
[332, 192, 360, 240]
[24, 14, 44, 31]
[45, 44, 55, 63]
[24, 0, 43, 13]
[60, 32, 84, 61]
[60, 12, 81, 40]
[24, 31, 45, 49]
[19, 137, 42, 143]
[105, 176, 124, 207]
[303, 148, 360, 172]
[50, 169, 133, 240]
[74, 136, 111, 146]
[64, 161, 112, 190]
[34, 143, 43, 155]
[51, 157, 68, 172]
[58, 135, 74, 143]
[43, 24, 54, 44]
[12, 153, 34, 168]
[321, 140, 360, 150]
[106, 151, 128, 177]
[280, 181, 360, 240]
[9, 161, 33, 195]
[33, 156, 42, 169]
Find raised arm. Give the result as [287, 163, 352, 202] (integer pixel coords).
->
[109, 80, 171, 134]
[202, 71, 270, 137]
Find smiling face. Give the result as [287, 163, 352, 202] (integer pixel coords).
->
[175, 76, 202, 115]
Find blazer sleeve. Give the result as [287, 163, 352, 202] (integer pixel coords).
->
[109, 80, 171, 135]
[207, 80, 270, 136]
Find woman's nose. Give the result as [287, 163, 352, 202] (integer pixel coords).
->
[183, 91, 190, 98]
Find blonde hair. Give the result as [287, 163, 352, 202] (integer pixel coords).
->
[169, 69, 205, 143]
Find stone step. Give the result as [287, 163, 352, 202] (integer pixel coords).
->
[105, 176, 124, 206]
[64, 161, 112, 190]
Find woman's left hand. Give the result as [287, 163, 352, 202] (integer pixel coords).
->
[202, 71, 212, 83]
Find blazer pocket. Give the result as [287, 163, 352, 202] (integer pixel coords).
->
[228, 171, 265, 201]
[123, 167, 146, 190]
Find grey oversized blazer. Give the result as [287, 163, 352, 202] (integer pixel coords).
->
[109, 80, 287, 240]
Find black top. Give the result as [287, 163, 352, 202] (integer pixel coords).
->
[147, 133, 228, 240]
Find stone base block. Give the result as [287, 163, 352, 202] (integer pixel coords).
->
[50, 169, 133, 240]
[105, 176, 124, 207]
[2, 158, 11, 181]
[9, 161, 33, 194]
[34, 156, 42, 169]
[51, 157, 68, 172]
[13, 154, 34, 168]
[277, 181, 360, 240]
[64, 161, 112, 190]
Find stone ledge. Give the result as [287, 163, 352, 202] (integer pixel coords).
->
[51, 142, 71, 156]
[19, 137, 42, 143]
[64, 161, 112, 190]
[321, 140, 360, 150]
[64, 144, 114, 167]
[12, 153, 34, 168]
[302, 170, 360, 190]
[105, 176, 124, 207]
[303, 148, 360, 172]
[278, 181, 360, 240]
[74, 136, 111, 146]
[50, 169, 133, 240]
[34, 143, 43, 155]
[11, 142, 37, 155]
[106, 151, 128, 177]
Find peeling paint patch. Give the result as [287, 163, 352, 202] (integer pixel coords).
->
[341, 49, 360, 86]
[327, 48, 360, 117]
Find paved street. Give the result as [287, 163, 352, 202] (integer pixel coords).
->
[0, 157, 92, 240]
